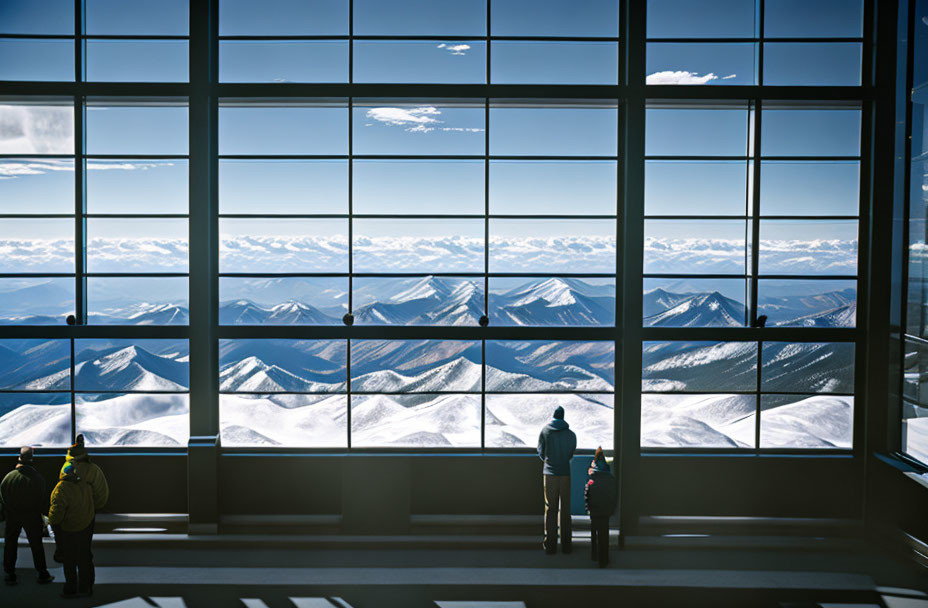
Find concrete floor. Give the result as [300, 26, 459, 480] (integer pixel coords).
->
[1, 536, 926, 608]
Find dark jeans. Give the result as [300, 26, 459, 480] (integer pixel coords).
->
[590, 515, 610, 567]
[54, 524, 93, 594]
[3, 514, 49, 577]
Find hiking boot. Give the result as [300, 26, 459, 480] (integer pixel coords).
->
[37, 572, 54, 584]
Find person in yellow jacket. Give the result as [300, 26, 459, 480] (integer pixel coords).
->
[61, 434, 108, 512]
[48, 462, 94, 598]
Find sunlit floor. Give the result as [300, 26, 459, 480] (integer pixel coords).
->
[1, 537, 926, 608]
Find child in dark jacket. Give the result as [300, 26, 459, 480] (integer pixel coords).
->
[584, 446, 618, 568]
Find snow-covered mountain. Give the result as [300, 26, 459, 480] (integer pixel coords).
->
[24, 345, 188, 392]
[354, 276, 484, 326]
[490, 278, 615, 326]
[644, 291, 745, 327]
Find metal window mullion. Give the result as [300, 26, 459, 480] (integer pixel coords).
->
[757, 0, 765, 85]
[750, 100, 762, 326]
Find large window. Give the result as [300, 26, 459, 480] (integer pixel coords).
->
[0, 0, 871, 455]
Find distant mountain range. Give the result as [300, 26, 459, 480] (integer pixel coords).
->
[0, 277, 856, 328]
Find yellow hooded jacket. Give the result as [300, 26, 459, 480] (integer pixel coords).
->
[47, 464, 94, 533]
[61, 442, 109, 511]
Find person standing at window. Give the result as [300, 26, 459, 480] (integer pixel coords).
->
[48, 462, 95, 599]
[538, 405, 577, 554]
[0, 447, 54, 586]
[585, 446, 618, 568]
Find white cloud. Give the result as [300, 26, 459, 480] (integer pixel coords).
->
[0, 160, 170, 179]
[437, 43, 470, 56]
[0, 105, 73, 154]
[646, 71, 719, 85]
[721, 74, 737, 80]
[365, 106, 483, 134]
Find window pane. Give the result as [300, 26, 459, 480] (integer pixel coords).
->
[76, 393, 189, 447]
[490, 219, 615, 274]
[86, 105, 188, 155]
[221, 394, 348, 447]
[646, 43, 755, 86]
[757, 279, 856, 328]
[0, 339, 70, 389]
[646, 107, 749, 156]
[353, 102, 484, 155]
[647, 0, 755, 38]
[219, 159, 347, 215]
[490, 106, 617, 157]
[486, 340, 614, 392]
[0, 40, 74, 81]
[904, 338, 928, 406]
[764, 0, 862, 38]
[87, 277, 188, 325]
[759, 220, 858, 276]
[219, 104, 347, 155]
[489, 278, 615, 327]
[219, 339, 347, 392]
[86, 0, 189, 35]
[220, 219, 348, 273]
[0, 393, 71, 448]
[351, 340, 480, 392]
[0, 278, 74, 324]
[491, 161, 616, 215]
[641, 393, 755, 448]
[760, 161, 859, 216]
[220, 41, 348, 83]
[74, 339, 189, 391]
[351, 394, 481, 447]
[491, 0, 618, 37]
[902, 402, 928, 465]
[0, 158, 74, 214]
[492, 42, 618, 85]
[354, 0, 485, 36]
[759, 395, 853, 449]
[0, 219, 74, 273]
[0, 0, 73, 34]
[760, 342, 855, 393]
[354, 160, 483, 215]
[87, 159, 187, 214]
[644, 278, 748, 326]
[354, 41, 486, 84]
[86, 40, 188, 82]
[644, 220, 747, 275]
[642, 341, 757, 392]
[763, 43, 861, 87]
[353, 219, 483, 273]
[87, 218, 188, 273]
[353, 276, 483, 326]
[646, 161, 749, 216]
[220, 0, 348, 35]
[220, 277, 347, 325]
[486, 393, 613, 449]
[0, 104, 74, 154]
[908, 159, 928, 337]
[761, 107, 861, 157]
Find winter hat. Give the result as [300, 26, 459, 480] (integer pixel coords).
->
[18, 446, 34, 464]
[67, 434, 88, 460]
[590, 446, 611, 473]
[553, 406, 565, 420]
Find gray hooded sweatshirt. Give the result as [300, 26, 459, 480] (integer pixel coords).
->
[537, 419, 577, 476]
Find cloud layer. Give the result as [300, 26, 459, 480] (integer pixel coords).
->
[0, 235, 857, 275]
[0, 105, 73, 154]
[646, 71, 737, 85]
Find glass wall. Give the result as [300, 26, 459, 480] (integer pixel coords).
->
[0, 0, 871, 455]
[900, 0, 928, 466]
[0, 1, 190, 448]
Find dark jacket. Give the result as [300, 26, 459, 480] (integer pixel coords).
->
[48, 467, 94, 533]
[537, 419, 577, 476]
[584, 459, 618, 518]
[0, 464, 47, 521]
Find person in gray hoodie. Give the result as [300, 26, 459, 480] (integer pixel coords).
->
[537, 405, 577, 554]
